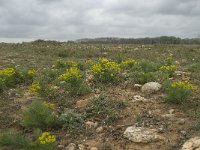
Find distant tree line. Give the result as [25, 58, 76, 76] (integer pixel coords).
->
[76, 36, 200, 44]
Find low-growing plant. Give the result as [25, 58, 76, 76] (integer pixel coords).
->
[120, 59, 138, 69]
[0, 131, 30, 149]
[54, 60, 78, 69]
[90, 58, 121, 83]
[86, 94, 127, 124]
[58, 109, 84, 131]
[128, 71, 156, 84]
[21, 100, 58, 129]
[58, 67, 90, 95]
[137, 60, 160, 73]
[0, 130, 56, 150]
[0, 67, 18, 91]
[159, 65, 176, 77]
[164, 81, 198, 104]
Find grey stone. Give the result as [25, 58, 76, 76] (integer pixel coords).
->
[124, 126, 165, 143]
[141, 82, 162, 94]
[182, 137, 200, 150]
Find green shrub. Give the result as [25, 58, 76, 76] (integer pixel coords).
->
[159, 65, 176, 77]
[21, 100, 58, 129]
[58, 109, 84, 130]
[128, 71, 156, 84]
[137, 60, 160, 73]
[86, 94, 127, 124]
[164, 81, 197, 104]
[58, 67, 90, 95]
[0, 131, 30, 149]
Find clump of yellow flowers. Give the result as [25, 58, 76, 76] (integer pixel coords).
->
[0, 67, 16, 77]
[43, 101, 55, 109]
[159, 65, 176, 75]
[29, 81, 41, 93]
[91, 58, 121, 82]
[38, 132, 56, 145]
[121, 59, 138, 69]
[171, 81, 198, 90]
[28, 69, 37, 76]
[58, 67, 82, 83]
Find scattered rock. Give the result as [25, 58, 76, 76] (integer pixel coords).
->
[141, 82, 162, 94]
[124, 126, 165, 143]
[181, 137, 200, 150]
[180, 130, 187, 136]
[85, 121, 98, 128]
[178, 118, 185, 125]
[169, 109, 175, 114]
[133, 95, 148, 102]
[58, 145, 65, 149]
[78, 144, 85, 150]
[134, 84, 142, 90]
[90, 147, 98, 150]
[161, 114, 175, 120]
[96, 126, 103, 133]
[66, 143, 76, 150]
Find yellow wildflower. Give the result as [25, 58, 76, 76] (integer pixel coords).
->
[29, 82, 41, 93]
[38, 132, 56, 145]
[171, 81, 198, 90]
[0, 68, 16, 77]
[28, 69, 37, 76]
[159, 65, 176, 72]
[58, 67, 82, 82]
[43, 101, 55, 109]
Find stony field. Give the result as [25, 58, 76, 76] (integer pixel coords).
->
[0, 41, 200, 150]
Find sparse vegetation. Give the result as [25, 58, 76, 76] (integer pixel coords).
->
[0, 41, 199, 149]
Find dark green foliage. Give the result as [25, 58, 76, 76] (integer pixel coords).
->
[21, 100, 58, 129]
[0, 131, 30, 149]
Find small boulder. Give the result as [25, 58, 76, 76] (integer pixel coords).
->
[182, 137, 200, 150]
[96, 126, 103, 133]
[141, 82, 162, 94]
[85, 121, 98, 128]
[66, 143, 76, 150]
[124, 126, 165, 143]
[133, 95, 148, 102]
[90, 147, 98, 150]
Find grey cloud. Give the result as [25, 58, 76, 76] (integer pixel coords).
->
[0, 0, 200, 41]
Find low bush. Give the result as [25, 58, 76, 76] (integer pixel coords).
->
[90, 58, 121, 83]
[21, 100, 58, 129]
[164, 81, 197, 104]
[58, 109, 84, 131]
[0, 131, 30, 149]
[86, 94, 127, 124]
[128, 71, 156, 84]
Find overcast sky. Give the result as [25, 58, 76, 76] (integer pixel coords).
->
[0, 0, 200, 42]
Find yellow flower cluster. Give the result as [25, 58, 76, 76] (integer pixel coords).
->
[38, 132, 56, 145]
[0, 68, 16, 77]
[85, 59, 94, 66]
[159, 65, 176, 72]
[29, 82, 41, 93]
[43, 101, 55, 109]
[66, 60, 78, 67]
[171, 81, 198, 90]
[58, 67, 82, 81]
[28, 69, 37, 76]
[91, 58, 120, 76]
[121, 59, 137, 68]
